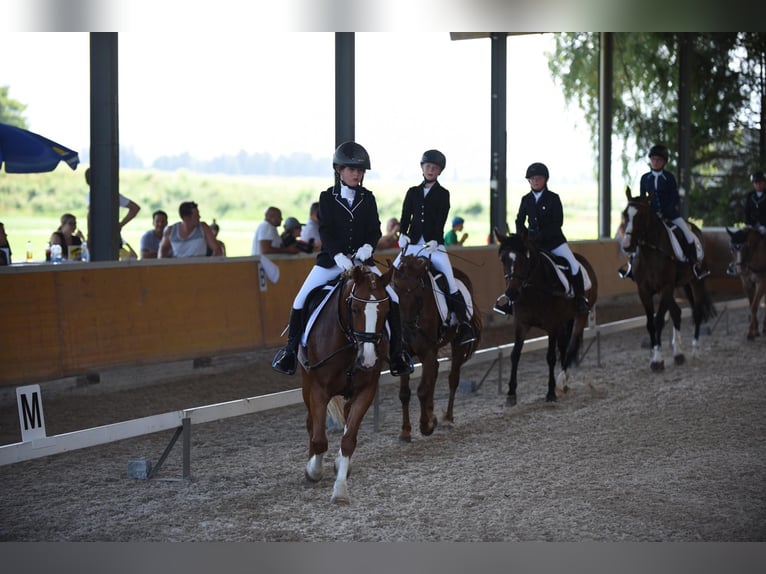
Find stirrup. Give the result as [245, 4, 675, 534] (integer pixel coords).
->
[271, 348, 297, 375]
[389, 352, 414, 377]
[693, 265, 710, 280]
[457, 323, 477, 345]
[725, 262, 739, 277]
[618, 263, 632, 279]
[492, 295, 513, 315]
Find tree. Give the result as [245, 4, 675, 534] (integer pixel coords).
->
[0, 86, 28, 127]
[548, 33, 765, 225]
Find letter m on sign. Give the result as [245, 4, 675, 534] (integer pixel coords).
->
[16, 385, 47, 442]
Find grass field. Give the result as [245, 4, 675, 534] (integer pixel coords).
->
[1, 167, 625, 260]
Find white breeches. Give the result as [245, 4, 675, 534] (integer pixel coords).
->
[550, 242, 581, 275]
[395, 243, 458, 293]
[292, 262, 398, 310]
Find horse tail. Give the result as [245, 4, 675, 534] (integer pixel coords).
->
[685, 281, 718, 324]
[562, 317, 584, 369]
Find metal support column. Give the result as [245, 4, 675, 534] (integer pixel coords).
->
[598, 33, 614, 239]
[489, 33, 508, 241]
[335, 33, 355, 147]
[678, 33, 692, 219]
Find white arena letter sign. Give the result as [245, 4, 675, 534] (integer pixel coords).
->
[16, 385, 47, 442]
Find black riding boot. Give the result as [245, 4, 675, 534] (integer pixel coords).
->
[388, 302, 414, 376]
[572, 270, 590, 315]
[271, 308, 302, 375]
[450, 290, 477, 345]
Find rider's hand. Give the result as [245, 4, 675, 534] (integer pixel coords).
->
[333, 253, 354, 271]
[354, 243, 373, 262]
[398, 234, 410, 249]
[424, 239, 438, 253]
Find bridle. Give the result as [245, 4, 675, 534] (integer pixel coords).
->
[342, 272, 390, 345]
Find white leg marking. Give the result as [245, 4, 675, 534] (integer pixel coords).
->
[331, 451, 351, 505]
[306, 452, 324, 482]
[672, 327, 683, 357]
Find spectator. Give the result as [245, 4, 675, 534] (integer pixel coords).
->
[159, 201, 222, 258]
[49, 213, 84, 260]
[251, 206, 300, 256]
[139, 209, 168, 259]
[0, 222, 11, 265]
[376, 217, 400, 250]
[210, 218, 227, 257]
[280, 217, 314, 253]
[444, 216, 468, 246]
[301, 202, 322, 251]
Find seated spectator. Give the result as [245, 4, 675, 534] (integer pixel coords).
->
[280, 217, 314, 254]
[140, 210, 168, 259]
[251, 206, 300, 255]
[0, 221, 11, 265]
[301, 202, 322, 251]
[159, 201, 222, 258]
[444, 216, 468, 246]
[49, 213, 84, 260]
[377, 217, 400, 250]
[210, 218, 227, 257]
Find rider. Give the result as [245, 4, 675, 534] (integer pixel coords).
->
[396, 149, 477, 345]
[271, 141, 413, 376]
[727, 170, 766, 276]
[638, 144, 709, 279]
[495, 162, 590, 316]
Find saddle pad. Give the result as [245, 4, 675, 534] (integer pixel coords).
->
[429, 272, 473, 324]
[540, 252, 593, 297]
[662, 221, 703, 262]
[301, 283, 340, 346]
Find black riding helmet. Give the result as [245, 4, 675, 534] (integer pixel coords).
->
[333, 141, 371, 171]
[649, 144, 669, 161]
[421, 149, 446, 170]
[752, 171, 766, 183]
[525, 162, 549, 180]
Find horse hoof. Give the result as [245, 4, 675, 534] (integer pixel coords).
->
[331, 495, 351, 506]
[506, 395, 517, 407]
[650, 361, 665, 372]
[398, 434, 412, 443]
[747, 334, 756, 341]
[420, 418, 437, 437]
[303, 472, 321, 487]
[674, 354, 685, 366]
[545, 394, 557, 403]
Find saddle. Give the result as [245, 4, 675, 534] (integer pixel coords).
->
[536, 250, 593, 298]
[300, 278, 344, 347]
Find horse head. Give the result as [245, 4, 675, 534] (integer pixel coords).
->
[495, 228, 533, 301]
[342, 265, 392, 371]
[621, 185, 653, 254]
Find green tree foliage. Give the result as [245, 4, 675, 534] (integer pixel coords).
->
[0, 85, 28, 127]
[548, 33, 765, 225]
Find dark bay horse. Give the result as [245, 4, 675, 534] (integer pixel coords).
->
[299, 264, 393, 504]
[726, 227, 766, 340]
[621, 187, 717, 369]
[392, 253, 482, 442]
[495, 229, 598, 406]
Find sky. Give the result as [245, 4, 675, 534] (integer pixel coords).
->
[1, 32, 608, 185]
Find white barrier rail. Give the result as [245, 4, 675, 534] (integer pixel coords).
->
[0, 298, 748, 470]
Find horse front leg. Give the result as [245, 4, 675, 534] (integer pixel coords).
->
[638, 289, 663, 371]
[398, 371, 413, 443]
[331, 379, 378, 505]
[507, 329, 525, 407]
[303, 383, 329, 485]
[417, 355, 439, 436]
[545, 335, 557, 402]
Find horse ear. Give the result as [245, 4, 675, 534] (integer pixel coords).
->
[493, 227, 504, 243]
[625, 185, 633, 200]
[382, 261, 394, 284]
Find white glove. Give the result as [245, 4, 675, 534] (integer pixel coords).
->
[333, 253, 354, 271]
[354, 243, 373, 262]
[758, 225, 766, 235]
[398, 234, 410, 249]
[424, 239, 438, 253]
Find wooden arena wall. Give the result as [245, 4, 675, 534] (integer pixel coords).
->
[0, 230, 741, 387]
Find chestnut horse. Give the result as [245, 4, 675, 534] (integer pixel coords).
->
[392, 253, 482, 442]
[726, 227, 766, 340]
[299, 264, 393, 504]
[621, 187, 717, 369]
[495, 229, 598, 406]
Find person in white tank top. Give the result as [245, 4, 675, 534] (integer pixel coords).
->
[159, 201, 222, 258]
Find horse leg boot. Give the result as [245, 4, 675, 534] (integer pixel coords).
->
[450, 290, 478, 345]
[573, 270, 590, 315]
[271, 308, 302, 375]
[387, 302, 414, 376]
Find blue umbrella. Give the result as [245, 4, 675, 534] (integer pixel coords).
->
[0, 122, 80, 173]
